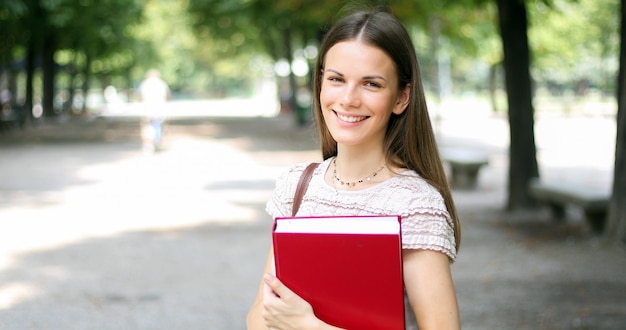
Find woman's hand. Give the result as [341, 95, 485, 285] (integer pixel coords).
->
[262, 273, 326, 330]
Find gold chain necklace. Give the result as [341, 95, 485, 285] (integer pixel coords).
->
[332, 158, 386, 188]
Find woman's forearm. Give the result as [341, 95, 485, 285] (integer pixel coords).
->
[246, 299, 265, 330]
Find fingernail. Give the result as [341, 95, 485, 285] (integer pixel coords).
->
[264, 273, 274, 282]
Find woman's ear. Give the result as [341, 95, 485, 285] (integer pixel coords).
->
[392, 84, 411, 115]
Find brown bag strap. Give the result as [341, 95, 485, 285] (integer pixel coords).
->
[292, 162, 320, 216]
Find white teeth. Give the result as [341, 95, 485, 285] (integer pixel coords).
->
[337, 113, 366, 123]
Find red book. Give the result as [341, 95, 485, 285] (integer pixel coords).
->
[272, 215, 405, 330]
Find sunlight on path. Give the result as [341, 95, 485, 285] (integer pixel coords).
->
[0, 131, 297, 312]
[0, 136, 284, 260]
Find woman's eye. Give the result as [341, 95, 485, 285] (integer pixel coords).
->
[328, 76, 343, 83]
[365, 81, 381, 88]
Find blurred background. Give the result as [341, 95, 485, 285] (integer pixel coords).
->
[1, 0, 625, 329]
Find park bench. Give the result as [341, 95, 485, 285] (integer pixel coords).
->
[528, 179, 610, 232]
[440, 147, 489, 190]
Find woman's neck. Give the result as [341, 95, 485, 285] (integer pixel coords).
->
[333, 145, 387, 183]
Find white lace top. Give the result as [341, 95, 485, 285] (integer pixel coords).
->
[266, 158, 457, 261]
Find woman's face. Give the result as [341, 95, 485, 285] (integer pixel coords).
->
[320, 40, 409, 150]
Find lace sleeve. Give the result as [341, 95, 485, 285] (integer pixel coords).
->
[400, 186, 457, 261]
[370, 173, 457, 261]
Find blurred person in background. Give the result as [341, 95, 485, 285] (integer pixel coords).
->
[138, 69, 171, 153]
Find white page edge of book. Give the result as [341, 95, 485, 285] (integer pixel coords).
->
[274, 216, 400, 234]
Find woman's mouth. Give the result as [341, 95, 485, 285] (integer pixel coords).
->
[335, 111, 367, 123]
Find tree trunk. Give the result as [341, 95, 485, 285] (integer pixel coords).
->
[24, 37, 36, 125]
[81, 54, 92, 113]
[66, 49, 78, 114]
[496, 0, 540, 211]
[9, 68, 18, 109]
[605, 0, 626, 244]
[67, 64, 77, 114]
[42, 32, 56, 117]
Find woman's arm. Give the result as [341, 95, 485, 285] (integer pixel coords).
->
[246, 248, 274, 329]
[403, 249, 460, 330]
[246, 247, 343, 330]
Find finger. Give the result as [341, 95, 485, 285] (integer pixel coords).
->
[264, 273, 288, 298]
[263, 278, 277, 299]
[262, 282, 277, 328]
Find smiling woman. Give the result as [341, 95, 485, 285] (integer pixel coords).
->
[247, 7, 461, 330]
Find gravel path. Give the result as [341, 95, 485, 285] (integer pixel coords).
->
[0, 113, 624, 329]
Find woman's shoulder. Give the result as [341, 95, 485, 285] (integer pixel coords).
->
[267, 160, 326, 218]
[283, 161, 312, 177]
[274, 159, 327, 193]
[274, 162, 307, 192]
[390, 170, 442, 195]
[385, 170, 447, 212]
[279, 160, 324, 181]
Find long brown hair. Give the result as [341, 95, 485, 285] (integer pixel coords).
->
[313, 9, 461, 250]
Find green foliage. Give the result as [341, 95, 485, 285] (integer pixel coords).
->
[530, 0, 619, 93]
[0, 0, 622, 99]
[131, 0, 197, 90]
[0, 1, 28, 62]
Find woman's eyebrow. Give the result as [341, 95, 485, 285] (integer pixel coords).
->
[325, 69, 387, 81]
[324, 69, 344, 76]
[363, 74, 387, 81]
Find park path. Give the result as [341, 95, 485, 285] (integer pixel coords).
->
[0, 110, 624, 329]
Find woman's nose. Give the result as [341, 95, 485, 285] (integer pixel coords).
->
[340, 84, 361, 108]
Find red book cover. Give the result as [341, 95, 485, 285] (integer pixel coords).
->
[272, 215, 405, 330]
